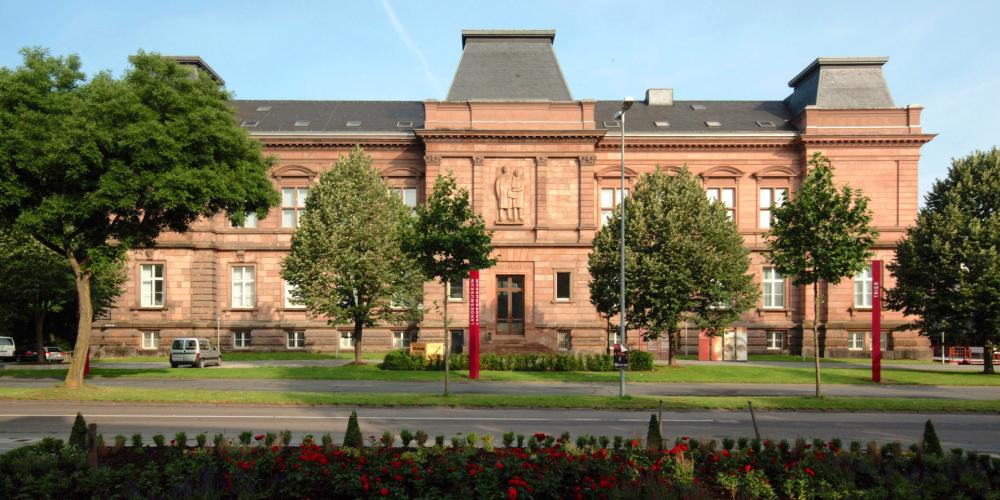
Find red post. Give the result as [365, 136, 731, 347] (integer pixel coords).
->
[872, 260, 882, 383]
[83, 347, 91, 378]
[469, 270, 480, 380]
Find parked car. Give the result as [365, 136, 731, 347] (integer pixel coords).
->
[14, 348, 38, 363]
[42, 346, 65, 364]
[0, 337, 14, 361]
[169, 337, 222, 368]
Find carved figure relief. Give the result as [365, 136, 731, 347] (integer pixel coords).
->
[495, 166, 526, 224]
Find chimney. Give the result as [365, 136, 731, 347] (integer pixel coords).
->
[785, 57, 893, 115]
[645, 88, 673, 106]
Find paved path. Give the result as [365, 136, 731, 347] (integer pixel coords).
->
[1, 359, 352, 370]
[665, 359, 986, 372]
[4, 377, 998, 400]
[2, 401, 998, 454]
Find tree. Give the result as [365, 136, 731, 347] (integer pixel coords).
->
[588, 167, 757, 365]
[343, 410, 363, 448]
[886, 148, 1000, 374]
[408, 173, 495, 395]
[766, 152, 877, 396]
[0, 49, 278, 388]
[282, 146, 422, 364]
[0, 229, 125, 357]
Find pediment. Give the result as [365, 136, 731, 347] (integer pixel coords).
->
[753, 166, 800, 179]
[381, 165, 424, 178]
[595, 166, 639, 179]
[270, 164, 318, 181]
[699, 166, 745, 178]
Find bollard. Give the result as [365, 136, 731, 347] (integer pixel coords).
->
[747, 401, 761, 441]
[658, 400, 664, 441]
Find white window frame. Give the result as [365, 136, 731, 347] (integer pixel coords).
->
[287, 331, 305, 349]
[867, 331, 888, 351]
[600, 187, 628, 227]
[231, 266, 256, 309]
[848, 331, 865, 351]
[555, 271, 572, 301]
[233, 331, 251, 349]
[762, 267, 785, 309]
[139, 264, 164, 308]
[390, 187, 418, 209]
[759, 187, 787, 230]
[706, 187, 736, 221]
[284, 280, 305, 309]
[392, 331, 416, 350]
[765, 331, 784, 350]
[557, 330, 572, 351]
[281, 187, 309, 228]
[854, 264, 873, 308]
[340, 331, 355, 349]
[231, 212, 259, 228]
[141, 331, 160, 350]
[447, 279, 464, 301]
[608, 329, 624, 347]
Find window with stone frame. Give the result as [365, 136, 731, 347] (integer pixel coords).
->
[765, 331, 785, 350]
[758, 187, 787, 230]
[141, 331, 160, 350]
[233, 331, 251, 349]
[340, 331, 355, 349]
[392, 330, 417, 350]
[555, 271, 572, 301]
[389, 186, 418, 209]
[761, 267, 785, 309]
[854, 263, 873, 308]
[706, 187, 736, 221]
[139, 263, 164, 308]
[599, 187, 628, 228]
[866, 331, 889, 351]
[284, 280, 305, 309]
[287, 331, 305, 349]
[230, 212, 259, 228]
[281, 187, 309, 228]
[848, 331, 865, 351]
[447, 279, 464, 301]
[231, 266, 256, 309]
[557, 330, 572, 351]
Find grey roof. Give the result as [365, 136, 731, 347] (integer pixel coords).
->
[446, 30, 572, 101]
[232, 100, 424, 133]
[167, 56, 225, 86]
[785, 57, 894, 115]
[594, 100, 797, 133]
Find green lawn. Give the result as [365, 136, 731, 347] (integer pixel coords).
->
[3, 363, 998, 386]
[0, 385, 997, 412]
[94, 351, 385, 363]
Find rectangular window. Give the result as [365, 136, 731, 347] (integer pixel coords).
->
[140, 264, 164, 307]
[600, 187, 628, 227]
[707, 187, 736, 221]
[231, 212, 259, 228]
[340, 331, 355, 349]
[231, 266, 255, 309]
[759, 188, 787, 229]
[762, 267, 785, 309]
[766, 331, 784, 350]
[867, 331, 888, 351]
[390, 187, 418, 208]
[284, 280, 305, 309]
[392, 331, 416, 350]
[608, 329, 624, 347]
[854, 264, 873, 308]
[233, 331, 251, 349]
[141, 331, 160, 350]
[557, 330, 572, 351]
[287, 331, 305, 349]
[555, 272, 571, 301]
[848, 331, 865, 351]
[448, 279, 463, 301]
[281, 187, 309, 228]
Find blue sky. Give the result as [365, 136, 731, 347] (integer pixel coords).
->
[2, 0, 997, 200]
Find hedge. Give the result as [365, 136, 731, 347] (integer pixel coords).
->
[380, 350, 654, 372]
[3, 430, 997, 499]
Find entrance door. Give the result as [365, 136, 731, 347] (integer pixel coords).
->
[496, 275, 525, 335]
[450, 329, 464, 354]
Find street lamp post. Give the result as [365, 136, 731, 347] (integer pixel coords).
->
[613, 97, 634, 398]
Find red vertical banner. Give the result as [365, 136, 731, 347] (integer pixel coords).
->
[469, 270, 480, 380]
[872, 260, 882, 383]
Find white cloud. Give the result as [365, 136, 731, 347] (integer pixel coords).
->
[379, 0, 444, 97]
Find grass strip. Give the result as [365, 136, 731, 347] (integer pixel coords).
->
[0, 385, 997, 413]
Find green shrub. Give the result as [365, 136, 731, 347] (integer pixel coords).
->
[195, 433, 207, 448]
[152, 434, 165, 447]
[344, 411, 363, 448]
[502, 432, 515, 448]
[238, 431, 252, 445]
[415, 430, 429, 447]
[69, 413, 87, 449]
[922, 419, 943, 455]
[647, 415, 662, 451]
[380, 350, 654, 371]
[174, 432, 186, 448]
[434, 435, 445, 447]
[399, 429, 414, 448]
[280, 430, 293, 446]
[629, 350, 654, 371]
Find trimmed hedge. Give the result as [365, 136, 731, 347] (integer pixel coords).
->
[381, 349, 654, 372]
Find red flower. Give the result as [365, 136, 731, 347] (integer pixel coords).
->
[254, 434, 265, 441]
[496, 461, 504, 469]
[508, 487, 518, 500]
[630, 440, 639, 447]
[380, 487, 389, 496]
[722, 450, 732, 457]
[805, 467, 815, 477]
[743, 464, 752, 472]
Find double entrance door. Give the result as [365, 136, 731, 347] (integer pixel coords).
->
[496, 275, 524, 335]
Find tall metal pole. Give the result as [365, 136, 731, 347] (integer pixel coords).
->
[619, 108, 627, 398]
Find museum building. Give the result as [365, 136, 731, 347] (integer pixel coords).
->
[92, 29, 934, 359]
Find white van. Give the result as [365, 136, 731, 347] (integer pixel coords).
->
[169, 337, 222, 368]
[0, 337, 13, 361]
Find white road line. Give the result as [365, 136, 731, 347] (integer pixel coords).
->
[0, 414, 715, 423]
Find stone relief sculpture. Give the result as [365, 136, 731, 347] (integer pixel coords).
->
[495, 166, 525, 223]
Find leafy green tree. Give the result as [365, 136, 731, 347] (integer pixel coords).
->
[588, 167, 757, 365]
[886, 148, 1000, 374]
[408, 173, 495, 395]
[282, 146, 422, 364]
[0, 49, 277, 387]
[0, 229, 124, 357]
[766, 152, 877, 396]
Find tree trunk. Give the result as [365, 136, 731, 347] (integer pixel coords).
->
[985, 341, 995, 375]
[667, 330, 677, 367]
[443, 281, 450, 397]
[353, 320, 363, 364]
[64, 255, 93, 389]
[812, 281, 821, 398]
[33, 310, 45, 364]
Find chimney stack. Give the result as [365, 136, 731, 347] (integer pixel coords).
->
[645, 88, 673, 106]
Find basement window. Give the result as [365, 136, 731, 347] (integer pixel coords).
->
[690, 104, 707, 110]
[240, 120, 259, 128]
[346, 121, 362, 127]
[755, 120, 776, 127]
[294, 120, 310, 127]
[255, 105, 272, 112]
[654, 120, 670, 127]
[705, 121, 722, 128]
[396, 120, 413, 128]
[603, 120, 620, 128]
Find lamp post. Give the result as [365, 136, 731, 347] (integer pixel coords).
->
[613, 97, 634, 398]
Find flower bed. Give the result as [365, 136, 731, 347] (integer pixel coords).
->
[381, 350, 655, 372]
[2, 430, 997, 498]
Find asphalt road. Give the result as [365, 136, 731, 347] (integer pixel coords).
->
[3, 377, 998, 399]
[2, 401, 998, 454]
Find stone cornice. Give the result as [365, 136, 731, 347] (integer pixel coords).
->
[415, 129, 607, 143]
[255, 135, 419, 150]
[798, 134, 936, 147]
[595, 136, 798, 150]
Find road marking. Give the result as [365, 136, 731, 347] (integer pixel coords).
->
[0, 414, 715, 423]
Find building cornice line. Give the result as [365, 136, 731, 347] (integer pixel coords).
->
[415, 129, 607, 143]
[798, 134, 936, 146]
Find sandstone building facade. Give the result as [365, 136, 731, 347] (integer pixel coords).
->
[92, 30, 934, 359]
